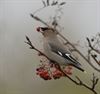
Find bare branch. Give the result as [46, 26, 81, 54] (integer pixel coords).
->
[91, 73, 99, 90]
[25, 36, 50, 60]
[86, 37, 100, 67]
[42, 0, 46, 7]
[30, 14, 50, 27]
[86, 37, 100, 54]
[59, 2, 66, 6]
[91, 54, 100, 66]
[75, 74, 99, 94]
[51, 0, 58, 6]
[87, 49, 91, 62]
[47, 0, 50, 6]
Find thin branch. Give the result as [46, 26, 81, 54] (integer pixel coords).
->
[86, 37, 100, 54]
[25, 36, 99, 94]
[25, 36, 49, 60]
[91, 54, 100, 66]
[51, 0, 58, 6]
[86, 37, 100, 67]
[47, 0, 50, 6]
[42, 0, 46, 7]
[87, 49, 91, 62]
[75, 75, 98, 94]
[30, 14, 50, 27]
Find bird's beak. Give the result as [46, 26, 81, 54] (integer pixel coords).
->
[36, 27, 45, 37]
[36, 27, 49, 33]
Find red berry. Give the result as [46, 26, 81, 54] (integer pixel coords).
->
[52, 69, 63, 79]
[36, 67, 51, 80]
[36, 27, 41, 32]
[67, 66, 73, 70]
[64, 67, 72, 75]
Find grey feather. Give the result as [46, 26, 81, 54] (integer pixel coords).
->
[48, 42, 81, 66]
[44, 42, 85, 72]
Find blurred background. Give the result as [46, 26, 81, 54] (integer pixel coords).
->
[0, 0, 100, 94]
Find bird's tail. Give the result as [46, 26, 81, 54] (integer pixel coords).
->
[70, 64, 86, 73]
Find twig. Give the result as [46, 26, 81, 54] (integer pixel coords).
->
[25, 36, 99, 94]
[25, 36, 49, 60]
[54, 65, 98, 94]
[75, 74, 98, 94]
[91, 54, 100, 66]
[87, 49, 91, 62]
[30, 14, 50, 27]
[86, 37, 100, 54]
[86, 37, 100, 66]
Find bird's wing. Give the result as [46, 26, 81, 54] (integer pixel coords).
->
[48, 42, 81, 66]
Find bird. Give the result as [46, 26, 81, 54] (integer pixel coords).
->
[36, 27, 86, 73]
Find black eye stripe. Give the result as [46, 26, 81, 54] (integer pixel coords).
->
[41, 27, 55, 32]
[41, 27, 49, 31]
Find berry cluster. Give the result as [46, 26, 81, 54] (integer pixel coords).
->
[36, 63, 73, 80]
[36, 66, 52, 80]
